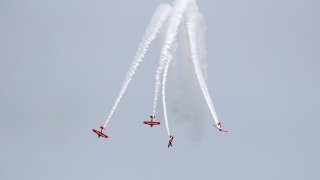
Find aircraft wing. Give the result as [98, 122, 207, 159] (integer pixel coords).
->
[92, 129, 108, 138]
[214, 125, 228, 132]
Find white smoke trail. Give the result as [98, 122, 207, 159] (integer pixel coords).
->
[159, 0, 192, 136]
[152, 1, 188, 117]
[103, 4, 172, 129]
[161, 47, 174, 136]
[186, 11, 219, 124]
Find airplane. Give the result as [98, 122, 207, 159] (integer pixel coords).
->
[143, 116, 160, 127]
[92, 126, 108, 138]
[214, 122, 228, 132]
[168, 135, 174, 148]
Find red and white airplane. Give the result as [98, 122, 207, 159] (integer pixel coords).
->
[214, 122, 228, 132]
[168, 135, 174, 148]
[92, 126, 108, 138]
[143, 116, 160, 127]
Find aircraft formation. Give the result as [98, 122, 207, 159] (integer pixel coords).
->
[92, 0, 228, 148]
[92, 116, 227, 148]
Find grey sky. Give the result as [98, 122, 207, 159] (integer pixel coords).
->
[1, 0, 319, 179]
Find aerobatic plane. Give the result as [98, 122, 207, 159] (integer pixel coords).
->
[92, 126, 108, 138]
[143, 116, 160, 127]
[168, 135, 174, 148]
[214, 122, 228, 132]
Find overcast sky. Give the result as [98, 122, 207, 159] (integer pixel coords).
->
[1, 0, 320, 179]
